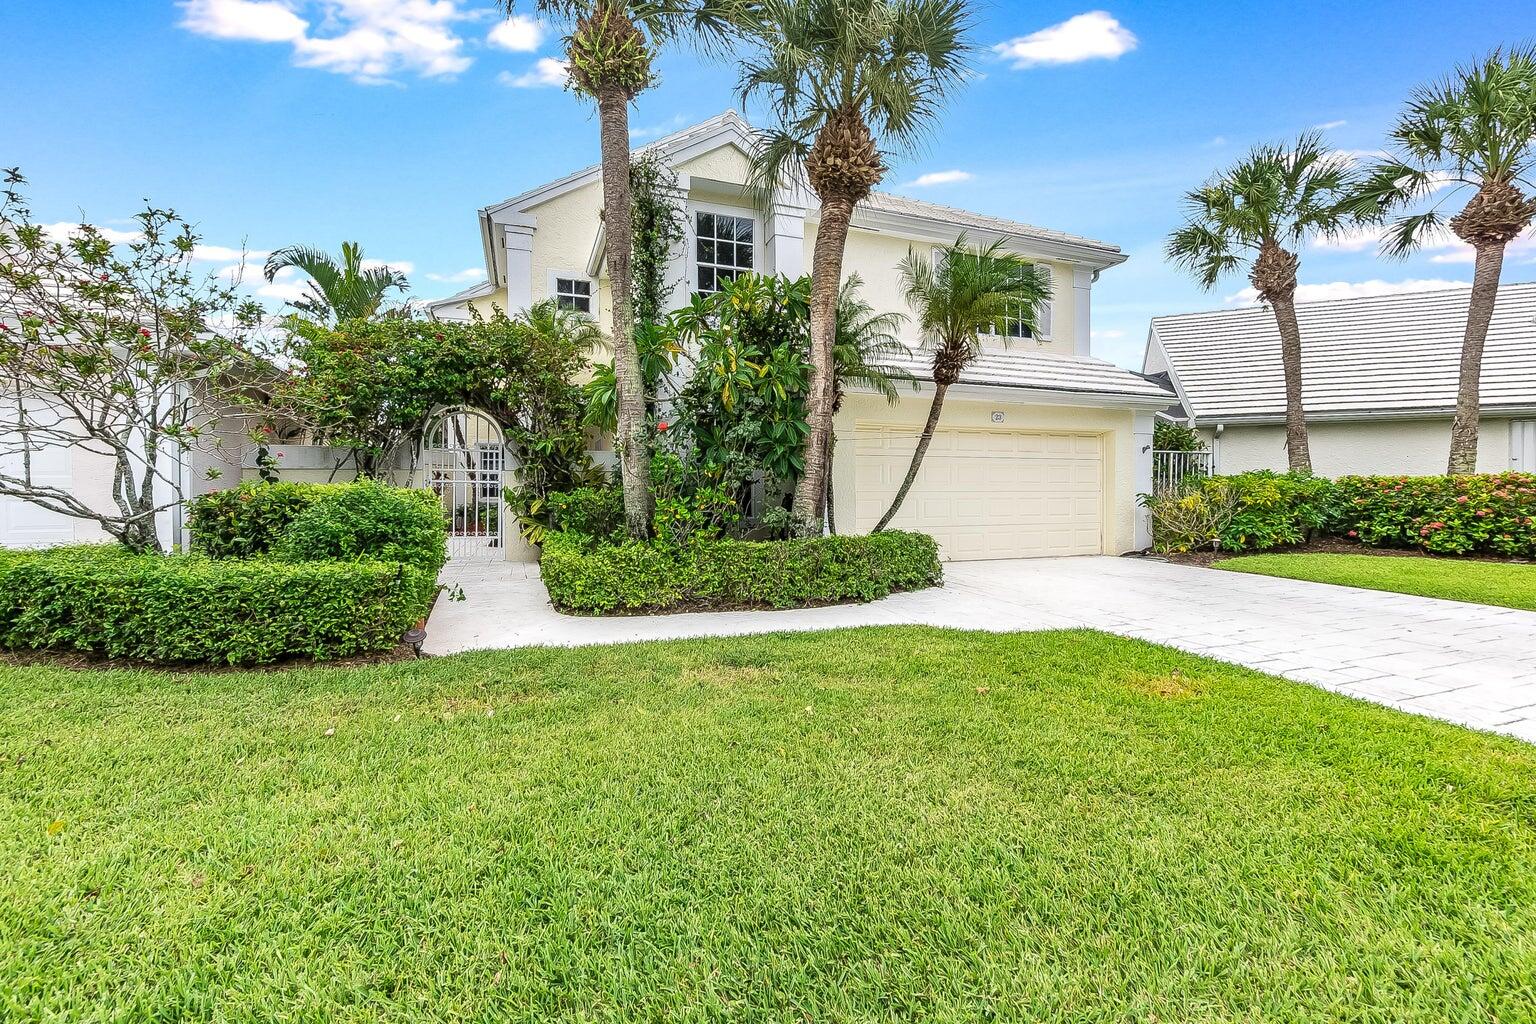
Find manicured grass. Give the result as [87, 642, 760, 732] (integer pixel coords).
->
[1217, 552, 1536, 611]
[3, 628, 1535, 1022]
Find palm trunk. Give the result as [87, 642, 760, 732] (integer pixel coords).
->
[791, 193, 854, 535]
[596, 88, 653, 538]
[825, 428, 837, 535]
[1448, 242, 1505, 474]
[1267, 291, 1312, 473]
[873, 381, 948, 533]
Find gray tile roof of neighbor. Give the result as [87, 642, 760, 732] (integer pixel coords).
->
[1149, 282, 1536, 423]
[879, 347, 1177, 403]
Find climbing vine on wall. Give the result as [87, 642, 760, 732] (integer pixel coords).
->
[630, 151, 685, 326]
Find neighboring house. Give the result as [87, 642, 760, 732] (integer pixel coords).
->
[1146, 283, 1536, 477]
[430, 112, 1172, 560]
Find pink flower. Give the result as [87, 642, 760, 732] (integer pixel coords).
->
[1421, 527, 1431, 537]
[138, 327, 151, 338]
[657, 421, 670, 432]
[1347, 530, 1358, 538]
[1456, 495, 1469, 503]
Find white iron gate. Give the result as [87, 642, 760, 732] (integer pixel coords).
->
[1152, 449, 1214, 495]
[420, 407, 507, 560]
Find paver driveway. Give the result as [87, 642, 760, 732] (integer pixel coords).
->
[426, 556, 1536, 741]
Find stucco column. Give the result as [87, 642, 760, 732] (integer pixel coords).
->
[503, 214, 536, 313]
[662, 173, 692, 311]
[1133, 410, 1155, 549]
[767, 201, 807, 279]
[1073, 266, 1094, 358]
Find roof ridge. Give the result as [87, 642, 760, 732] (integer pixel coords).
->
[1153, 280, 1536, 324]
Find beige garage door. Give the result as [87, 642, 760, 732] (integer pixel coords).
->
[853, 424, 1104, 560]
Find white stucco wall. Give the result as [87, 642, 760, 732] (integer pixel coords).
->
[1208, 418, 1518, 476]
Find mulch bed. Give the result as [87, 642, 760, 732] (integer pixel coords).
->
[0, 644, 422, 674]
[1148, 536, 1534, 568]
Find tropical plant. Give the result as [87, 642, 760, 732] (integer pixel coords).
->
[496, 1, 746, 540]
[826, 274, 909, 532]
[1165, 134, 1357, 473]
[629, 150, 687, 325]
[871, 236, 1048, 532]
[0, 170, 275, 552]
[262, 241, 409, 323]
[1345, 48, 1536, 474]
[739, 0, 974, 535]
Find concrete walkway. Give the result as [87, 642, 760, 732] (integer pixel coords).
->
[426, 556, 1536, 742]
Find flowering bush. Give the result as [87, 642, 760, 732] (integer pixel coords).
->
[1328, 473, 1536, 557]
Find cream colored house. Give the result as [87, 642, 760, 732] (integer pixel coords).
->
[1146, 284, 1536, 477]
[429, 112, 1171, 559]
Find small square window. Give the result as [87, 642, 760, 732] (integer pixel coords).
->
[554, 276, 592, 313]
[695, 211, 754, 294]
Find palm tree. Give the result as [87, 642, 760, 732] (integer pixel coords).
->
[827, 273, 910, 533]
[262, 241, 408, 323]
[871, 236, 1049, 532]
[1346, 48, 1536, 474]
[739, 0, 973, 535]
[497, 2, 743, 539]
[1166, 134, 1357, 472]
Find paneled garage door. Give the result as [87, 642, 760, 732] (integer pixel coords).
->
[0, 402, 75, 548]
[853, 424, 1104, 560]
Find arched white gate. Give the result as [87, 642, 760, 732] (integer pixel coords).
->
[419, 407, 507, 560]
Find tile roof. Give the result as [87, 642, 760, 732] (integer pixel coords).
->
[878, 347, 1176, 403]
[861, 191, 1121, 257]
[1150, 282, 1536, 422]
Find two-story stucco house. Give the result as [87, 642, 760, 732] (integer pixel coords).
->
[427, 111, 1172, 560]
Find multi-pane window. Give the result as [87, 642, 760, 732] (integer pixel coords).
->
[695, 211, 754, 293]
[554, 276, 592, 313]
[993, 298, 1034, 339]
[474, 443, 504, 500]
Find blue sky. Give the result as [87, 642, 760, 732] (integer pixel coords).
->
[5, 0, 1534, 368]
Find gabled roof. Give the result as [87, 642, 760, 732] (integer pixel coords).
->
[452, 111, 1125, 294]
[878, 348, 1176, 406]
[1147, 282, 1536, 424]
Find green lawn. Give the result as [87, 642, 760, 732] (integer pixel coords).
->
[4, 628, 1535, 1022]
[1217, 552, 1536, 611]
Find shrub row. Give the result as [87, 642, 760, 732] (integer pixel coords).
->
[541, 530, 942, 613]
[0, 480, 449, 665]
[0, 545, 436, 665]
[1146, 471, 1536, 557]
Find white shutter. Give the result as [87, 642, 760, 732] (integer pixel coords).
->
[1513, 420, 1536, 472]
[1035, 295, 1053, 340]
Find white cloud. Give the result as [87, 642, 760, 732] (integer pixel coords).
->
[359, 258, 414, 275]
[498, 58, 568, 88]
[179, 0, 474, 84]
[487, 15, 542, 52]
[1091, 328, 1126, 340]
[1314, 119, 1347, 131]
[1310, 223, 1534, 262]
[1204, 136, 1227, 148]
[904, 169, 974, 188]
[1226, 279, 1471, 305]
[41, 222, 142, 245]
[630, 113, 689, 141]
[994, 11, 1138, 69]
[425, 267, 484, 283]
[256, 280, 310, 302]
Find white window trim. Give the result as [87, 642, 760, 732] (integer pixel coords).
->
[688, 201, 760, 296]
[931, 245, 1055, 344]
[547, 269, 598, 318]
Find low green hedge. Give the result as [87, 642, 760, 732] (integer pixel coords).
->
[0, 545, 435, 665]
[541, 530, 942, 613]
[188, 482, 350, 558]
[1146, 471, 1536, 556]
[1329, 472, 1536, 557]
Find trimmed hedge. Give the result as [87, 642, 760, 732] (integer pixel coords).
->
[541, 530, 942, 613]
[1146, 471, 1536, 557]
[0, 545, 435, 665]
[273, 480, 447, 576]
[1329, 472, 1536, 557]
[188, 482, 350, 558]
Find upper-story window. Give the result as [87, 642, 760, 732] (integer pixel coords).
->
[933, 247, 1053, 342]
[553, 275, 593, 314]
[695, 211, 753, 294]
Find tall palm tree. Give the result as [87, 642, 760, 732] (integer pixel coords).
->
[497, 1, 743, 539]
[827, 273, 911, 533]
[1346, 48, 1536, 474]
[263, 241, 409, 323]
[872, 236, 1048, 532]
[1166, 134, 1357, 472]
[739, 0, 973, 535]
